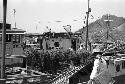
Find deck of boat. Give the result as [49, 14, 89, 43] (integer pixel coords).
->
[113, 74, 125, 84]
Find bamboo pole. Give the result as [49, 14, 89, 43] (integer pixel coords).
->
[1, 0, 7, 81]
[85, 0, 90, 50]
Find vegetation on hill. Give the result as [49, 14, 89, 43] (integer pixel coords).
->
[76, 14, 125, 42]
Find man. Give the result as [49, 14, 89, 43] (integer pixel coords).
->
[88, 46, 113, 84]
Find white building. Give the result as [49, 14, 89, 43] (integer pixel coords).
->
[39, 32, 82, 51]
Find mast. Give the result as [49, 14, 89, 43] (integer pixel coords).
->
[13, 9, 16, 28]
[1, 0, 7, 80]
[104, 14, 113, 41]
[85, 0, 91, 50]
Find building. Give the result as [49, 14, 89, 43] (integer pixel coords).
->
[38, 32, 82, 51]
[0, 23, 26, 66]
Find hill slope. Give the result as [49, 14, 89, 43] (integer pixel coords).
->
[76, 14, 125, 42]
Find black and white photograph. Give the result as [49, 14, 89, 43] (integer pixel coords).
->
[0, 0, 125, 84]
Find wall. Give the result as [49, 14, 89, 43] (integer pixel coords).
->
[42, 38, 72, 51]
[0, 34, 25, 57]
[0, 42, 13, 57]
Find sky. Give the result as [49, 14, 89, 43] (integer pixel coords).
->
[0, 0, 125, 33]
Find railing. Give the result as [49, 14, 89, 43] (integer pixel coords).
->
[48, 64, 85, 84]
[48, 56, 93, 84]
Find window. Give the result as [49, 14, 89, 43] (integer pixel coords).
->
[13, 35, 20, 43]
[0, 34, 11, 42]
[0, 35, 2, 41]
[116, 64, 120, 72]
[54, 42, 59, 47]
[16, 35, 20, 43]
[6, 34, 11, 42]
[122, 61, 125, 69]
[13, 35, 16, 42]
[124, 61, 125, 68]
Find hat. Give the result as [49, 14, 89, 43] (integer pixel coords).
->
[92, 47, 103, 54]
[92, 46, 104, 57]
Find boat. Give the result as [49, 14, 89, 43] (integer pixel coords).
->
[79, 41, 125, 84]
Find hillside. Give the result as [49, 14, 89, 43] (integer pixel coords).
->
[76, 14, 125, 42]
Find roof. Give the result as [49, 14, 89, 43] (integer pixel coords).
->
[0, 28, 26, 34]
[25, 33, 42, 37]
[42, 32, 81, 39]
[43, 32, 70, 38]
[0, 23, 11, 29]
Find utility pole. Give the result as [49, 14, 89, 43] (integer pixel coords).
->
[13, 9, 16, 28]
[1, 0, 7, 82]
[104, 14, 113, 41]
[85, 0, 91, 50]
